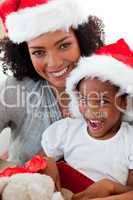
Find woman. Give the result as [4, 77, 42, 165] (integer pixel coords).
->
[0, 0, 104, 165]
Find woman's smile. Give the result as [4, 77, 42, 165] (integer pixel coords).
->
[50, 66, 69, 78]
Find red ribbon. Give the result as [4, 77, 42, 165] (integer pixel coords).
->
[0, 155, 47, 177]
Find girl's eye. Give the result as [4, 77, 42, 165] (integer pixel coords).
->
[59, 43, 71, 50]
[100, 99, 109, 106]
[79, 96, 87, 104]
[32, 50, 46, 58]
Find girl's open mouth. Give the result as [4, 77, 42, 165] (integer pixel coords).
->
[88, 119, 104, 131]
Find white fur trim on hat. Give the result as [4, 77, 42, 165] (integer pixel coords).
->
[66, 56, 133, 120]
[6, 0, 89, 43]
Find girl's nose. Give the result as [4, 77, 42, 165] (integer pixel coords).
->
[84, 108, 96, 119]
[84, 103, 100, 119]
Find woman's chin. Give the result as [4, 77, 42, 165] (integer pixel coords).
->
[49, 78, 66, 91]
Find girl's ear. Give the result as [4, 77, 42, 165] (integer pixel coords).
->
[120, 94, 128, 111]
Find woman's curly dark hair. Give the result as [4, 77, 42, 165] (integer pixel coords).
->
[0, 16, 105, 81]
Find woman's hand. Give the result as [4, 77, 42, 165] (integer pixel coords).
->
[72, 179, 114, 200]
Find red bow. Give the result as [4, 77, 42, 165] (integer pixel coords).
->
[0, 155, 47, 177]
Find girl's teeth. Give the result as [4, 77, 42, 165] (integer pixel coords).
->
[89, 120, 102, 129]
[52, 67, 68, 77]
[90, 120, 99, 123]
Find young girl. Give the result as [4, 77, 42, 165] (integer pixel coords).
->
[41, 39, 133, 199]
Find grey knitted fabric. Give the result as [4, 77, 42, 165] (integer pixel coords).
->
[0, 76, 62, 165]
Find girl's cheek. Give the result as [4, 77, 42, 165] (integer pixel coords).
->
[79, 104, 86, 114]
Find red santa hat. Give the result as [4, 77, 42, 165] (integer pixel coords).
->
[66, 39, 133, 121]
[0, 0, 89, 43]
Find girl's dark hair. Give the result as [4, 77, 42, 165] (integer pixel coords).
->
[0, 16, 105, 81]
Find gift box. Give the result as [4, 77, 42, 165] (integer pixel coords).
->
[57, 161, 94, 193]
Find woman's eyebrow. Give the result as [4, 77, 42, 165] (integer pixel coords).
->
[29, 36, 71, 49]
[29, 46, 45, 49]
[55, 36, 71, 46]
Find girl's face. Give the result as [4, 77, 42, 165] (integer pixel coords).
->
[27, 29, 80, 91]
[78, 78, 126, 140]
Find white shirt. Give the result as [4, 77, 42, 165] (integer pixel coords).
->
[41, 118, 133, 185]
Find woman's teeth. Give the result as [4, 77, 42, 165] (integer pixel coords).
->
[52, 67, 68, 77]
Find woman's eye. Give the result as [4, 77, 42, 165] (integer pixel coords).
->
[59, 43, 71, 50]
[32, 50, 46, 58]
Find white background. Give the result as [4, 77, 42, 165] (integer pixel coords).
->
[85, 0, 133, 48]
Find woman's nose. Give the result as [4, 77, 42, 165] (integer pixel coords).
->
[45, 51, 63, 68]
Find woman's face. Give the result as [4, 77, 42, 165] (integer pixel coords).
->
[27, 29, 80, 91]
